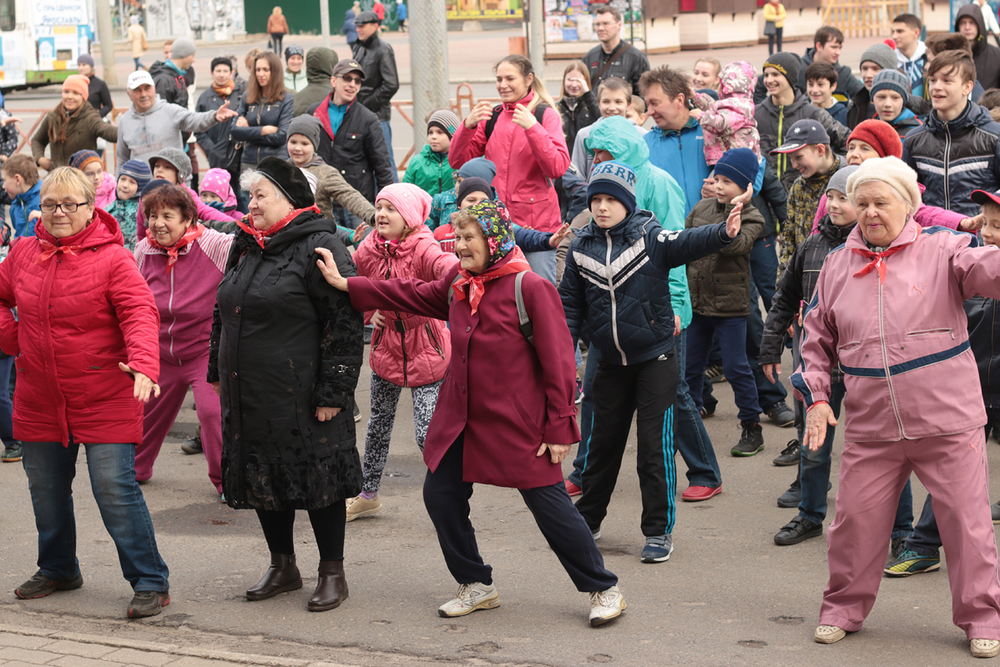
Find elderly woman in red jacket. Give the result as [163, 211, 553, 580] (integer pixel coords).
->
[0, 167, 168, 619]
[315, 200, 624, 627]
[450, 55, 570, 284]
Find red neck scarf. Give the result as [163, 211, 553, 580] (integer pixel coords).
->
[36, 238, 82, 264]
[452, 246, 532, 315]
[851, 239, 915, 284]
[145, 223, 204, 273]
[237, 205, 319, 249]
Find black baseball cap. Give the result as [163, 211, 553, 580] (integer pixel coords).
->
[770, 119, 831, 155]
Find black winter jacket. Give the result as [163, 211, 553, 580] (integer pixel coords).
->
[751, 52, 861, 105]
[956, 4, 1000, 91]
[846, 85, 930, 130]
[759, 216, 854, 377]
[194, 81, 246, 169]
[149, 61, 189, 109]
[753, 161, 787, 238]
[87, 76, 113, 118]
[756, 93, 849, 191]
[584, 41, 650, 96]
[208, 212, 364, 511]
[307, 98, 394, 202]
[560, 209, 732, 366]
[351, 33, 399, 122]
[965, 286, 1000, 410]
[903, 101, 1000, 216]
[232, 93, 294, 164]
[558, 91, 599, 151]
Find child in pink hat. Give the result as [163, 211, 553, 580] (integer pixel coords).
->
[198, 168, 242, 221]
[694, 60, 762, 165]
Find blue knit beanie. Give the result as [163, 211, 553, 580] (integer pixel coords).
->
[588, 160, 637, 216]
[119, 159, 152, 195]
[714, 148, 759, 192]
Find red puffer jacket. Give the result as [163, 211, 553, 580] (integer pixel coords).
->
[353, 225, 458, 387]
[0, 208, 160, 446]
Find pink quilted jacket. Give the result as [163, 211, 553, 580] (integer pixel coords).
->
[697, 61, 761, 165]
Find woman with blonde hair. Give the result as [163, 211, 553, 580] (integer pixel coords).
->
[449, 54, 569, 284]
[233, 51, 294, 169]
[558, 61, 598, 149]
[267, 7, 289, 54]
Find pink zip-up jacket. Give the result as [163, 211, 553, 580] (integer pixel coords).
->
[449, 91, 570, 233]
[95, 171, 117, 210]
[134, 227, 232, 365]
[353, 225, 458, 387]
[791, 219, 1000, 442]
[809, 183, 965, 235]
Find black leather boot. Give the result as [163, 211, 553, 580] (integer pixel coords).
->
[246, 552, 303, 601]
[307, 560, 348, 612]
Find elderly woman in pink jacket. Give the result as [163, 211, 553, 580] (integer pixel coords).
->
[345, 183, 458, 522]
[793, 157, 1000, 658]
[449, 54, 569, 284]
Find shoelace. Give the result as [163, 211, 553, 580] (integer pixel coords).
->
[780, 441, 800, 455]
[590, 588, 618, 606]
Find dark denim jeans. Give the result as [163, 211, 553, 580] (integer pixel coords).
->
[21, 441, 169, 591]
[750, 234, 779, 313]
[570, 345, 601, 487]
[686, 314, 762, 422]
[674, 330, 722, 487]
[0, 354, 13, 443]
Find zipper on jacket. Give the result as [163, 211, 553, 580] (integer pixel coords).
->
[906, 327, 955, 338]
[777, 107, 785, 181]
[425, 323, 444, 358]
[166, 268, 178, 364]
[878, 276, 907, 438]
[605, 231, 628, 364]
[383, 259, 409, 387]
[944, 122, 952, 210]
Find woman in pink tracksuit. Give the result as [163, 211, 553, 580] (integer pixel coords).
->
[133, 184, 233, 497]
[345, 183, 457, 521]
[793, 157, 1000, 658]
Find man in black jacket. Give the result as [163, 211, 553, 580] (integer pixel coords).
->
[77, 54, 112, 118]
[957, 2, 1000, 91]
[306, 59, 394, 228]
[149, 37, 196, 109]
[352, 10, 399, 182]
[585, 6, 650, 96]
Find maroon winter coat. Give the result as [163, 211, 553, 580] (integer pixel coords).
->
[0, 208, 160, 446]
[347, 254, 580, 489]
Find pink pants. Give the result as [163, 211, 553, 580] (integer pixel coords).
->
[821, 428, 1000, 640]
[135, 352, 223, 494]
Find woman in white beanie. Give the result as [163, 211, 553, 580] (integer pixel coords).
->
[792, 156, 1000, 658]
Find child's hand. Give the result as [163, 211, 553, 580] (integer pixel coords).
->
[733, 184, 753, 206]
[511, 104, 538, 130]
[701, 177, 715, 200]
[28, 211, 40, 223]
[725, 202, 743, 238]
[961, 214, 985, 231]
[548, 222, 571, 247]
[352, 222, 368, 244]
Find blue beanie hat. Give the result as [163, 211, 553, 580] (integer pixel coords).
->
[118, 159, 152, 195]
[714, 148, 759, 192]
[588, 160, 637, 216]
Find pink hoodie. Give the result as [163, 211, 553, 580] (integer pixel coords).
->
[95, 171, 117, 210]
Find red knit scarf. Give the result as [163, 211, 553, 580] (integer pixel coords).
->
[452, 246, 532, 315]
[145, 223, 204, 273]
[237, 205, 320, 249]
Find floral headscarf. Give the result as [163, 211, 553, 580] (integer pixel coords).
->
[466, 199, 515, 266]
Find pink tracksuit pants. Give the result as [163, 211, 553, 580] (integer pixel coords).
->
[134, 352, 222, 494]
[820, 428, 1000, 640]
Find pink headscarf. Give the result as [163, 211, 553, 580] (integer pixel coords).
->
[375, 183, 432, 229]
[199, 168, 238, 210]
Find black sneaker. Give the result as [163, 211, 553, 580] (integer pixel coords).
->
[353, 403, 362, 423]
[774, 516, 823, 546]
[890, 535, 910, 560]
[732, 420, 764, 457]
[180, 435, 202, 455]
[777, 479, 832, 508]
[992, 500, 1000, 524]
[15, 571, 83, 599]
[772, 439, 801, 466]
[767, 400, 795, 427]
[699, 405, 715, 419]
[127, 590, 170, 618]
[2, 441, 21, 462]
[705, 364, 726, 384]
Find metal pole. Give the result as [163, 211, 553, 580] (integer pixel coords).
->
[95, 0, 118, 86]
[528, 0, 544, 78]
[320, 0, 331, 49]
[409, 0, 449, 151]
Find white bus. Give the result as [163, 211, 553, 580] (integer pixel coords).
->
[0, 0, 93, 90]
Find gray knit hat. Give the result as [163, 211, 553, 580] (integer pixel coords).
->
[826, 165, 860, 196]
[427, 109, 461, 139]
[170, 37, 196, 60]
[859, 44, 898, 72]
[147, 147, 192, 184]
[288, 115, 323, 149]
[871, 69, 911, 99]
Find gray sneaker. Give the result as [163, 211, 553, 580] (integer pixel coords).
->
[2, 441, 21, 462]
[640, 534, 673, 563]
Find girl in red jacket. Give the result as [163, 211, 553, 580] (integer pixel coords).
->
[346, 183, 457, 521]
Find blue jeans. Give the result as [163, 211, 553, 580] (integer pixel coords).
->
[749, 234, 779, 312]
[745, 279, 787, 412]
[381, 120, 398, 183]
[21, 441, 169, 591]
[674, 330, 722, 487]
[907, 494, 942, 556]
[0, 355, 13, 443]
[686, 314, 762, 422]
[570, 344, 601, 486]
[523, 249, 557, 286]
[798, 381, 845, 524]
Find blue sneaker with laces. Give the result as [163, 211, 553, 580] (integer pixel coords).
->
[640, 534, 673, 563]
[884, 549, 941, 576]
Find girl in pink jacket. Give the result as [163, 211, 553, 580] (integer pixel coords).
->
[694, 61, 761, 166]
[347, 183, 458, 521]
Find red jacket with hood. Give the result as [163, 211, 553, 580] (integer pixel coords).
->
[0, 208, 160, 445]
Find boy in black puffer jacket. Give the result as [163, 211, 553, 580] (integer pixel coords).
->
[559, 160, 742, 564]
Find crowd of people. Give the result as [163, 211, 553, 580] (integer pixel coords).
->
[5, 2, 1000, 658]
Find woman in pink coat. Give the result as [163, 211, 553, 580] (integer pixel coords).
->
[346, 183, 457, 521]
[793, 157, 1000, 658]
[315, 200, 624, 628]
[449, 54, 569, 283]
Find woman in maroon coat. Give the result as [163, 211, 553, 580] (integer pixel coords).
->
[0, 167, 169, 619]
[315, 200, 625, 627]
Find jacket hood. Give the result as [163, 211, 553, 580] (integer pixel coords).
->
[817, 214, 856, 242]
[147, 61, 182, 79]
[893, 107, 919, 125]
[956, 4, 986, 43]
[35, 206, 124, 249]
[585, 116, 650, 170]
[576, 208, 656, 242]
[361, 223, 435, 262]
[306, 48, 338, 84]
[926, 98, 993, 132]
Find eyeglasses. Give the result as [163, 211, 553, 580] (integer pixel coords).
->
[338, 75, 363, 85]
[40, 202, 87, 214]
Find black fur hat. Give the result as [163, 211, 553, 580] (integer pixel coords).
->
[256, 157, 315, 209]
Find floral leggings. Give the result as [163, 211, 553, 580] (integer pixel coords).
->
[362, 372, 442, 495]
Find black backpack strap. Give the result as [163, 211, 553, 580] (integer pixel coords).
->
[483, 105, 503, 141]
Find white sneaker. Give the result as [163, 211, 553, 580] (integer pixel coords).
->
[814, 625, 846, 644]
[589, 585, 626, 627]
[972, 638, 1000, 658]
[437, 582, 500, 617]
[345, 494, 382, 522]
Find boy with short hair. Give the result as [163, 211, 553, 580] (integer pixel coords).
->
[403, 109, 460, 195]
[2, 155, 40, 238]
[805, 62, 847, 125]
[870, 69, 922, 138]
[893, 13, 928, 95]
[770, 119, 842, 269]
[560, 159, 744, 562]
[573, 77, 632, 177]
[903, 48, 1000, 216]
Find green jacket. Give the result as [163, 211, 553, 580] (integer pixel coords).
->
[402, 145, 453, 196]
[585, 116, 693, 328]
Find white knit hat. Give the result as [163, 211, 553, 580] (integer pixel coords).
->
[846, 156, 921, 213]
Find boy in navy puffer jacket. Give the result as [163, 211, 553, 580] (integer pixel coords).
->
[559, 160, 745, 563]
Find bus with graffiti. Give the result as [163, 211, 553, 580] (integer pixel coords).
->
[0, 0, 93, 90]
